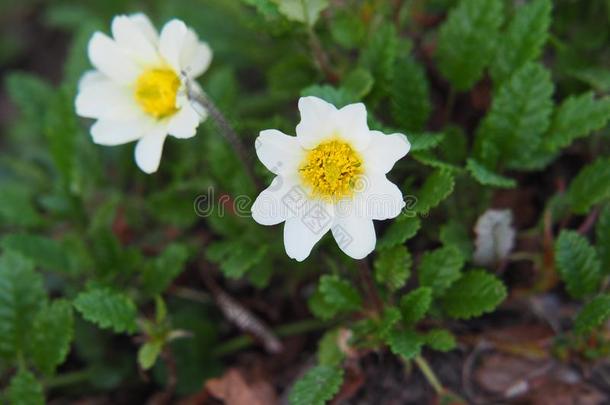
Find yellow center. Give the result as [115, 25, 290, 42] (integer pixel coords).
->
[134, 69, 180, 118]
[299, 140, 363, 202]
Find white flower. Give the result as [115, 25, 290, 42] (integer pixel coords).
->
[473, 209, 516, 266]
[75, 14, 212, 173]
[251, 96, 410, 261]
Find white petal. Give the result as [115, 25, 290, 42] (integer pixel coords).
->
[90, 114, 153, 146]
[111, 15, 161, 66]
[75, 71, 139, 119]
[129, 13, 159, 46]
[335, 103, 371, 151]
[332, 217, 376, 259]
[159, 19, 188, 73]
[251, 175, 300, 225]
[255, 129, 303, 175]
[88, 32, 141, 84]
[296, 96, 337, 149]
[363, 131, 410, 173]
[134, 125, 168, 173]
[355, 172, 405, 220]
[284, 203, 334, 261]
[180, 29, 212, 78]
[167, 102, 202, 139]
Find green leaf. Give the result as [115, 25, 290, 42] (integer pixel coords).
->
[439, 221, 473, 261]
[319, 275, 362, 313]
[0, 183, 43, 228]
[241, 0, 280, 18]
[424, 329, 456, 352]
[418, 246, 465, 296]
[441, 270, 507, 319]
[399, 287, 433, 325]
[570, 67, 610, 92]
[408, 132, 445, 152]
[436, 0, 504, 90]
[142, 243, 190, 296]
[414, 170, 455, 213]
[274, 0, 328, 26]
[138, 341, 162, 370]
[360, 24, 398, 95]
[28, 300, 74, 375]
[73, 287, 137, 334]
[7, 369, 44, 405]
[377, 307, 402, 339]
[288, 365, 344, 405]
[596, 204, 610, 275]
[308, 289, 339, 320]
[391, 57, 431, 132]
[386, 329, 423, 360]
[1, 233, 70, 273]
[475, 63, 554, 170]
[554, 231, 601, 299]
[567, 158, 610, 214]
[5, 72, 54, 134]
[342, 68, 374, 100]
[574, 294, 610, 335]
[317, 329, 344, 367]
[377, 216, 421, 249]
[466, 158, 517, 188]
[301, 84, 352, 108]
[545, 92, 610, 151]
[0, 252, 46, 359]
[374, 246, 412, 291]
[491, 0, 552, 83]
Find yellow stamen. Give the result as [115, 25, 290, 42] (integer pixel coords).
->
[299, 140, 363, 202]
[134, 69, 180, 118]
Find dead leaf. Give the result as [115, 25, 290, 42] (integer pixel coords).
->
[203, 368, 277, 405]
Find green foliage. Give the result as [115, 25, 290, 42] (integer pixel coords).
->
[29, 300, 74, 375]
[466, 158, 516, 188]
[545, 92, 610, 151]
[0, 252, 46, 359]
[138, 341, 162, 370]
[554, 231, 601, 299]
[408, 133, 445, 152]
[74, 287, 138, 334]
[424, 329, 456, 352]
[414, 170, 455, 213]
[439, 221, 473, 260]
[418, 246, 465, 296]
[288, 365, 344, 405]
[0, 233, 70, 273]
[475, 62, 554, 170]
[317, 329, 344, 367]
[360, 24, 398, 96]
[318, 274, 363, 313]
[441, 270, 507, 319]
[391, 57, 431, 132]
[436, 0, 503, 90]
[490, 0, 552, 83]
[574, 294, 610, 335]
[7, 369, 44, 405]
[567, 158, 610, 214]
[274, 0, 328, 26]
[374, 245, 412, 291]
[400, 287, 432, 325]
[141, 243, 190, 296]
[377, 216, 421, 249]
[386, 329, 423, 360]
[596, 205, 610, 274]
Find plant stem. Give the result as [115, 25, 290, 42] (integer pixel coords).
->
[212, 318, 331, 357]
[184, 79, 262, 191]
[414, 355, 444, 396]
[44, 368, 94, 390]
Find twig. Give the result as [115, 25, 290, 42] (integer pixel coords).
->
[414, 355, 445, 396]
[578, 206, 600, 235]
[183, 76, 262, 190]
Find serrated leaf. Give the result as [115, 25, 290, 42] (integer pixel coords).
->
[377, 216, 421, 249]
[412, 152, 464, 172]
[386, 329, 423, 360]
[554, 231, 601, 299]
[418, 246, 465, 296]
[441, 270, 507, 319]
[567, 158, 610, 214]
[424, 329, 456, 352]
[317, 329, 344, 367]
[319, 275, 362, 313]
[436, 0, 504, 90]
[491, 0, 552, 83]
[374, 246, 412, 291]
[574, 294, 610, 335]
[466, 158, 517, 188]
[391, 57, 431, 132]
[400, 287, 432, 325]
[596, 205, 610, 275]
[377, 307, 402, 339]
[1, 233, 70, 273]
[342, 68, 374, 100]
[138, 341, 162, 370]
[475, 63, 554, 170]
[274, 0, 328, 26]
[7, 369, 44, 405]
[74, 287, 137, 334]
[28, 300, 74, 375]
[142, 244, 190, 296]
[289, 365, 344, 405]
[308, 289, 339, 320]
[414, 170, 455, 213]
[0, 252, 46, 359]
[439, 221, 473, 260]
[408, 133, 445, 152]
[360, 24, 398, 96]
[545, 92, 610, 151]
